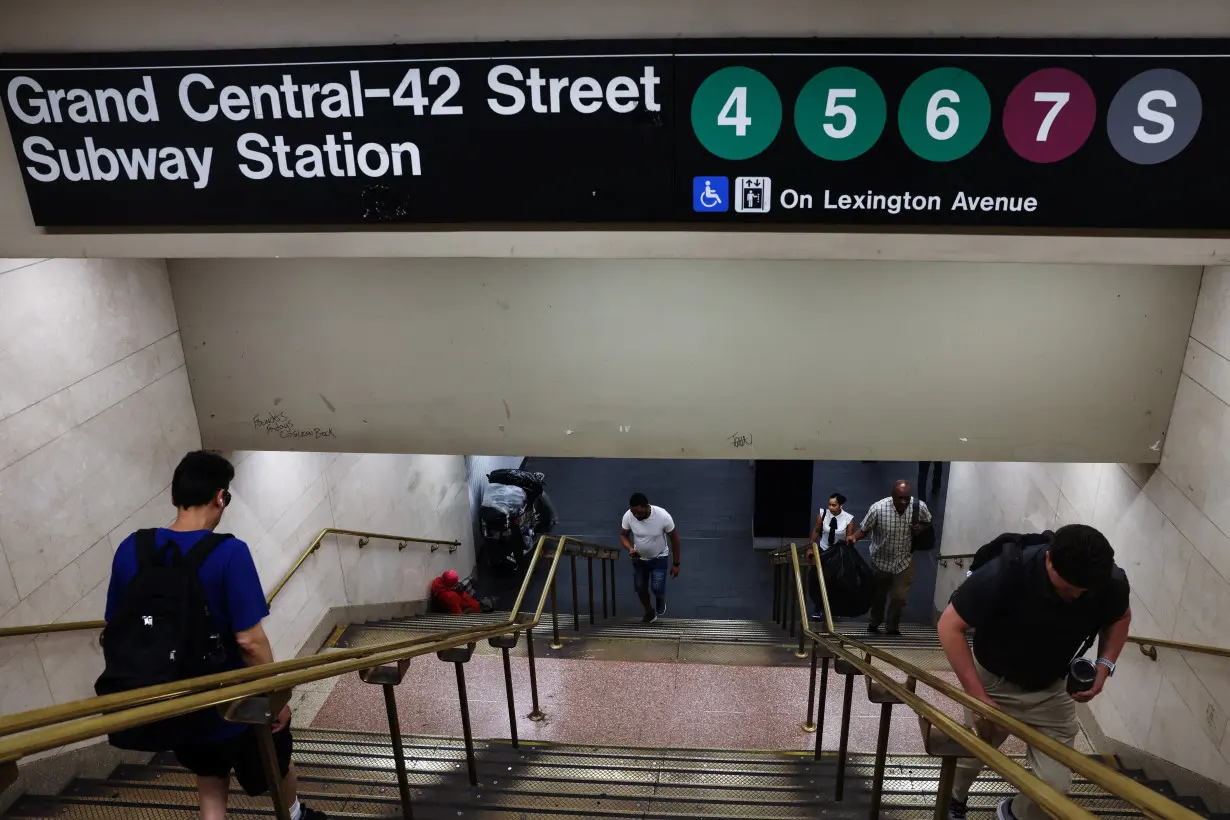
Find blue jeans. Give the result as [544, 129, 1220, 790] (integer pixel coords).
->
[632, 555, 669, 602]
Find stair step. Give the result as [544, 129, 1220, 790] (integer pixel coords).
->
[356, 613, 943, 648]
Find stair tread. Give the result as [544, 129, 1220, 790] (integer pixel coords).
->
[352, 612, 943, 649]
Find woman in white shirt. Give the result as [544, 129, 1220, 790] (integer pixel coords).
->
[810, 492, 854, 553]
[808, 493, 855, 617]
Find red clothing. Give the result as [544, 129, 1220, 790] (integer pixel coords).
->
[431, 576, 480, 614]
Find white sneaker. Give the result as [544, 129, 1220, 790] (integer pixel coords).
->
[996, 797, 1018, 820]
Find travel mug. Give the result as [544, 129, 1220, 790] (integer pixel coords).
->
[1067, 658, 1097, 694]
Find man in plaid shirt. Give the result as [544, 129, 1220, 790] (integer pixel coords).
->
[847, 479, 931, 634]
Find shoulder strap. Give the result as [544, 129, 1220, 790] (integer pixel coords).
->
[997, 540, 1026, 604]
[912, 496, 919, 524]
[182, 532, 233, 572]
[134, 529, 161, 570]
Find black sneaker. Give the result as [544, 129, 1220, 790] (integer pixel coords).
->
[866, 623, 880, 633]
[948, 798, 967, 820]
[886, 627, 902, 636]
[641, 610, 658, 624]
[656, 599, 667, 617]
[301, 806, 330, 820]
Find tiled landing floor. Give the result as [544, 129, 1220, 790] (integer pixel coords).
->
[306, 654, 1089, 756]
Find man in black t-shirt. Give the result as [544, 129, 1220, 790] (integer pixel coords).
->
[938, 524, 1131, 820]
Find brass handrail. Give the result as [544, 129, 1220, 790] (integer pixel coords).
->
[0, 534, 568, 768]
[0, 620, 106, 639]
[790, 545, 1094, 819]
[0, 531, 555, 739]
[557, 536, 622, 556]
[794, 543, 1202, 820]
[266, 528, 460, 604]
[1127, 635, 1230, 660]
[0, 527, 461, 640]
[507, 536, 619, 622]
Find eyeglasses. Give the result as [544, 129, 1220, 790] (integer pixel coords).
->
[221, 490, 232, 507]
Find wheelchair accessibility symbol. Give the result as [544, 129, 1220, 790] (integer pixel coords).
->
[692, 176, 729, 212]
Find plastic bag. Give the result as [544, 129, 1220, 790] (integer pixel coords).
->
[487, 468, 546, 493]
[480, 483, 527, 530]
[816, 542, 875, 617]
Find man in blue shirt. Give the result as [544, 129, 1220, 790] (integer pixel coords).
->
[106, 451, 326, 820]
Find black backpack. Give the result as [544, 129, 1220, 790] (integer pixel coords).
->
[95, 529, 235, 750]
[910, 496, 937, 552]
[967, 530, 1054, 574]
[963, 531, 1097, 659]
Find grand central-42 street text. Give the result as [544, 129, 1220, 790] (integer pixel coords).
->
[3, 61, 665, 187]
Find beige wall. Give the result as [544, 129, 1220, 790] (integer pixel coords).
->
[4, 0, 1230, 264]
[937, 266, 1230, 785]
[210, 451, 474, 662]
[0, 258, 475, 754]
[0, 258, 194, 716]
[170, 257, 1198, 463]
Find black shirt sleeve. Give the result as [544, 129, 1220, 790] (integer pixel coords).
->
[950, 558, 1006, 628]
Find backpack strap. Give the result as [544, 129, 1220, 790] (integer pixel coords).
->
[182, 532, 233, 572]
[134, 529, 162, 570]
[911, 496, 918, 524]
[996, 540, 1027, 610]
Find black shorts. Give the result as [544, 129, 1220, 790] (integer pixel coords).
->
[173, 722, 293, 796]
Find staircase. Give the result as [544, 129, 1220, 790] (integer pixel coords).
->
[331, 613, 950, 670]
[7, 728, 1216, 820]
[335, 612, 940, 648]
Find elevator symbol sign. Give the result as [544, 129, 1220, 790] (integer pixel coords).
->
[735, 177, 772, 213]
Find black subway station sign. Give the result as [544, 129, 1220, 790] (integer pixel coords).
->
[0, 39, 1227, 230]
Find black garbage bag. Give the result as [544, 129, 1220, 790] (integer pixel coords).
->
[816, 543, 875, 617]
[487, 468, 546, 493]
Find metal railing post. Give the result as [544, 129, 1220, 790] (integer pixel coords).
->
[869, 701, 894, 819]
[570, 554, 580, 631]
[814, 656, 830, 760]
[601, 559, 609, 619]
[217, 693, 293, 820]
[835, 671, 855, 800]
[455, 661, 478, 785]
[254, 725, 291, 820]
[437, 644, 479, 787]
[587, 556, 595, 626]
[488, 633, 521, 748]
[526, 628, 545, 722]
[934, 757, 958, 820]
[802, 641, 819, 733]
[774, 561, 783, 623]
[610, 555, 617, 617]
[550, 575, 562, 649]
[501, 648, 518, 748]
[381, 684, 415, 819]
[787, 581, 796, 638]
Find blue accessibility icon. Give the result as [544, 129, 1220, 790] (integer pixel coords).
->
[693, 176, 729, 212]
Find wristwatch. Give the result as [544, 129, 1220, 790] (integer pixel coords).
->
[1095, 657, 1116, 676]
[673, 561, 680, 567]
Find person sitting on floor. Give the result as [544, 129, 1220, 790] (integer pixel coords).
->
[430, 570, 481, 614]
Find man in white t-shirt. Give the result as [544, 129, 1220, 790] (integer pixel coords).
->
[620, 493, 681, 624]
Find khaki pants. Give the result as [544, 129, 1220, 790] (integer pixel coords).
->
[952, 661, 1079, 820]
[869, 555, 915, 630]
